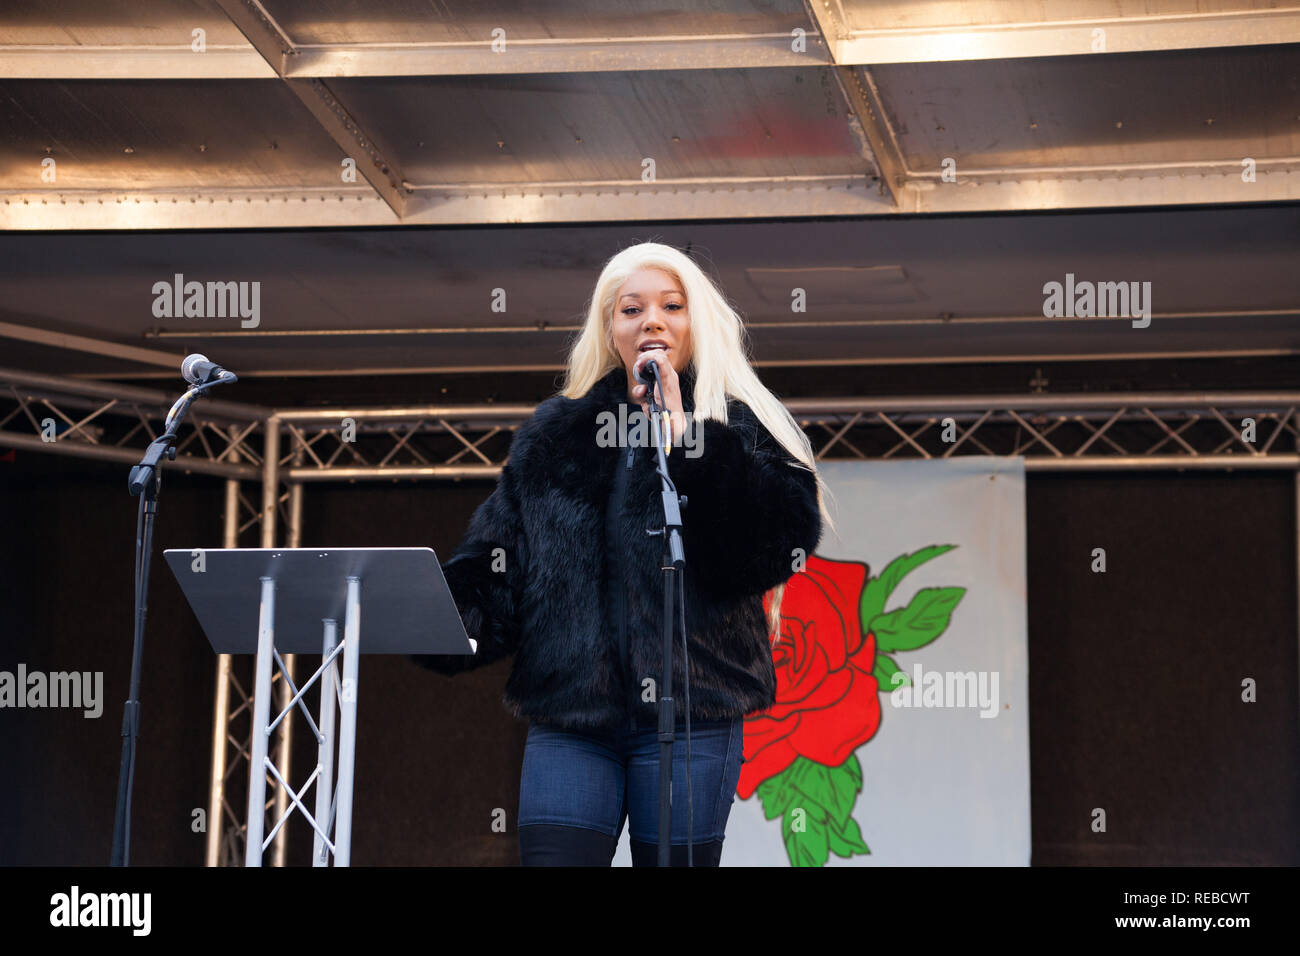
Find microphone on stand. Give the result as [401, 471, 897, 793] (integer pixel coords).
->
[630, 349, 695, 866]
[635, 353, 672, 451]
[636, 352, 664, 414]
[164, 355, 236, 432]
[181, 353, 237, 386]
[636, 352, 660, 383]
[114, 351, 239, 866]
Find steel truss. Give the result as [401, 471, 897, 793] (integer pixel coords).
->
[2, 366, 1298, 864]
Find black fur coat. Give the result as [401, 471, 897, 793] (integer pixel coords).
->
[412, 365, 823, 732]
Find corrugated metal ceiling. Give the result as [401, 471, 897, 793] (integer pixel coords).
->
[1, 0, 1296, 228]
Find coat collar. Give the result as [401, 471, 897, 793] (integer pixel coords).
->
[515, 361, 703, 504]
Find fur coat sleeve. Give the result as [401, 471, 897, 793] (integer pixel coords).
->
[409, 457, 529, 676]
[667, 400, 822, 599]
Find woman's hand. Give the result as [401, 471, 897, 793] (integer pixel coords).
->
[631, 348, 687, 444]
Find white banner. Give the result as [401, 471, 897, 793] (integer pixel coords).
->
[615, 455, 1031, 866]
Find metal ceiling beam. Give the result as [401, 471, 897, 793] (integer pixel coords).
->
[0, 319, 184, 370]
[0, 366, 272, 421]
[799, 5, 1300, 216]
[284, 455, 1300, 477]
[266, 389, 1300, 420]
[831, 66, 904, 206]
[211, 0, 410, 220]
[15, 161, 1294, 229]
[135, 307, 1300, 341]
[802, 0, 901, 204]
[0, 175, 891, 229]
[893, 162, 1300, 213]
[285, 34, 827, 77]
[0, 34, 827, 80]
[0, 44, 276, 79]
[8, 158, 1294, 230]
[12, 6, 1296, 79]
[0, 430, 260, 479]
[275, 405, 536, 424]
[821, 7, 1300, 64]
[67, 345, 1300, 381]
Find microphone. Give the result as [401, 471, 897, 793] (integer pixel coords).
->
[635, 353, 662, 388]
[636, 354, 671, 450]
[181, 353, 237, 386]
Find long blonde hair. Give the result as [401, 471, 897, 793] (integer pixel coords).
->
[560, 241, 834, 638]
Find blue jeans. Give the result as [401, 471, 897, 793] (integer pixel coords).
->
[517, 717, 745, 866]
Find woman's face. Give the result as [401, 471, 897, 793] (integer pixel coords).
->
[611, 268, 693, 379]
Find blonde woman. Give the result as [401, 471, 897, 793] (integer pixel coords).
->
[414, 241, 827, 866]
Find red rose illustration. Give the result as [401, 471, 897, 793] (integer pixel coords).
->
[738, 555, 881, 799]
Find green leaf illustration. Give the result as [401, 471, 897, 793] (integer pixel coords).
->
[841, 754, 862, 790]
[756, 772, 798, 822]
[873, 654, 908, 689]
[827, 816, 871, 858]
[873, 586, 966, 652]
[859, 544, 957, 631]
[783, 807, 830, 866]
[760, 755, 870, 866]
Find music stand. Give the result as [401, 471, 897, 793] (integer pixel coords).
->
[165, 546, 472, 866]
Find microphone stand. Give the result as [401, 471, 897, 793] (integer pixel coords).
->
[110, 374, 229, 866]
[640, 362, 693, 867]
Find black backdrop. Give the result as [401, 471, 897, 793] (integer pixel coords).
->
[1, 451, 1296, 865]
